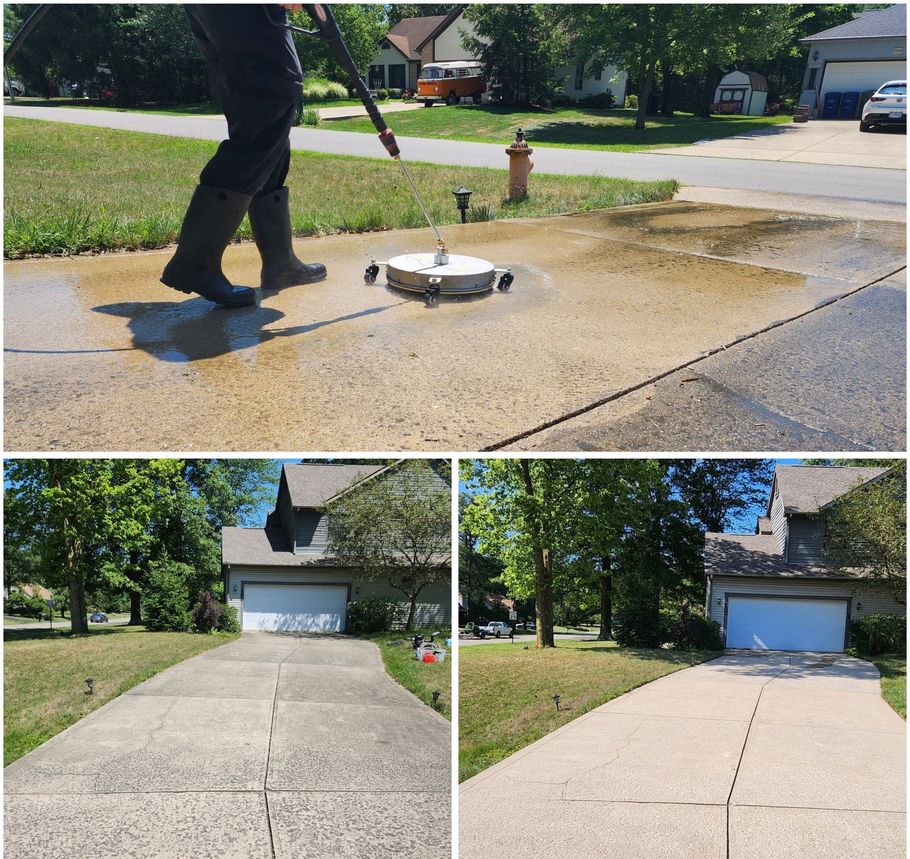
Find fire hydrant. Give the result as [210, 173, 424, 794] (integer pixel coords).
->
[506, 128, 533, 201]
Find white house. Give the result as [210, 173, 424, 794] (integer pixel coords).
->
[799, 4, 906, 117]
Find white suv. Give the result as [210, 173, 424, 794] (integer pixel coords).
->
[860, 80, 906, 132]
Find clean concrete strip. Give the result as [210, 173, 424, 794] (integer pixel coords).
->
[4, 634, 451, 859]
[5, 105, 904, 203]
[459, 654, 906, 859]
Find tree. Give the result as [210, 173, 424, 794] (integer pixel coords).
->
[823, 463, 906, 602]
[292, 4, 386, 80]
[463, 4, 568, 105]
[670, 459, 775, 533]
[386, 4, 454, 29]
[327, 461, 451, 630]
[563, 4, 680, 128]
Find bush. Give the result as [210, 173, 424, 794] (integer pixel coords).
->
[624, 94, 638, 110]
[218, 604, 240, 634]
[4, 592, 48, 620]
[388, 87, 403, 99]
[143, 560, 192, 632]
[467, 202, 496, 223]
[324, 81, 348, 100]
[665, 604, 723, 650]
[191, 590, 223, 633]
[303, 81, 329, 100]
[377, 88, 389, 101]
[346, 597, 401, 634]
[578, 91, 615, 109]
[298, 108, 320, 127]
[850, 614, 906, 656]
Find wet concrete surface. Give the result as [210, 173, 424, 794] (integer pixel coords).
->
[4, 202, 905, 452]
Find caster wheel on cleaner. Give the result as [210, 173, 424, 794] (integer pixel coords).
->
[364, 264, 379, 284]
[497, 272, 514, 292]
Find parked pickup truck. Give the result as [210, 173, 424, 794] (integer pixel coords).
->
[478, 621, 512, 638]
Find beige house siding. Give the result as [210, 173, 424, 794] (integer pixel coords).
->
[432, 12, 476, 61]
[708, 575, 905, 630]
[225, 565, 451, 630]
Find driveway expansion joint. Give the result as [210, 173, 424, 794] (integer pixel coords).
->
[489, 265, 907, 451]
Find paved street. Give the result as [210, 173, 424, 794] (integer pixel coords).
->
[5, 105, 904, 204]
[460, 653, 906, 859]
[5, 201, 904, 452]
[4, 634, 451, 859]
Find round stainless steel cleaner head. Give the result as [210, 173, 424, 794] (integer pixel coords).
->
[385, 253, 497, 296]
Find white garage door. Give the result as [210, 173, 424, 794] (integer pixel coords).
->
[726, 596, 847, 652]
[242, 584, 347, 633]
[820, 60, 906, 103]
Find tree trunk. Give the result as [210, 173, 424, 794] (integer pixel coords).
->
[129, 591, 143, 626]
[635, 65, 655, 130]
[519, 460, 555, 648]
[598, 558, 613, 641]
[698, 65, 722, 118]
[659, 61, 674, 116]
[405, 594, 418, 631]
[68, 577, 88, 634]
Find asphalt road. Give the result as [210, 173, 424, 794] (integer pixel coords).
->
[3, 615, 130, 631]
[5, 105, 905, 204]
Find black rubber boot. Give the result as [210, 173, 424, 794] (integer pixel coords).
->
[161, 185, 256, 308]
[248, 187, 327, 289]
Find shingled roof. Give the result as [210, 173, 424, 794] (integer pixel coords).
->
[773, 465, 890, 515]
[222, 526, 340, 567]
[802, 4, 906, 41]
[704, 533, 864, 579]
[283, 463, 386, 508]
[384, 12, 453, 60]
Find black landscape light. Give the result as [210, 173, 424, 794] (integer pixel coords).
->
[453, 187, 472, 224]
[552, 693, 561, 712]
[85, 677, 94, 696]
[432, 690, 441, 709]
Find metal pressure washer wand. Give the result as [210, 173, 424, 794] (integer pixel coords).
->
[296, 4, 446, 253]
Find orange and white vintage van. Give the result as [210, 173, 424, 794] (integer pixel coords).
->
[416, 61, 487, 106]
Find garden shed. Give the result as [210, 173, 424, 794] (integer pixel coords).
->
[712, 70, 769, 116]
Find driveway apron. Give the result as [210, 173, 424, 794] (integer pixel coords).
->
[4, 633, 451, 859]
[459, 653, 905, 859]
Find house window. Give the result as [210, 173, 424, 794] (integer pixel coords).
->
[381, 40, 391, 51]
[807, 67, 818, 89]
[574, 63, 584, 91]
[368, 65, 385, 89]
[389, 64, 405, 89]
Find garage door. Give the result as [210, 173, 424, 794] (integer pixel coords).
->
[242, 584, 348, 633]
[726, 596, 847, 652]
[820, 60, 906, 103]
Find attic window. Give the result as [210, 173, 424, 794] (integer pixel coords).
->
[381, 40, 391, 50]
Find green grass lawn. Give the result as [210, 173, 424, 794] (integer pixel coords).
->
[4, 117, 676, 257]
[4, 625, 238, 765]
[368, 630, 452, 720]
[3, 615, 39, 626]
[870, 653, 906, 718]
[326, 104, 791, 152]
[459, 639, 715, 782]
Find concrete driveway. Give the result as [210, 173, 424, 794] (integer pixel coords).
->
[5, 202, 905, 452]
[652, 119, 906, 170]
[460, 653, 905, 859]
[4, 633, 451, 859]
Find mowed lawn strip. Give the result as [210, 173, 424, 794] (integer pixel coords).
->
[325, 104, 791, 152]
[369, 630, 452, 720]
[870, 653, 906, 718]
[4, 117, 677, 257]
[459, 639, 715, 782]
[4, 625, 238, 765]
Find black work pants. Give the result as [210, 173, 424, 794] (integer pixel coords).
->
[185, 4, 303, 197]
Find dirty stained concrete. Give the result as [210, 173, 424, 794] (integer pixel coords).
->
[460, 654, 906, 859]
[3, 634, 451, 859]
[4, 202, 905, 451]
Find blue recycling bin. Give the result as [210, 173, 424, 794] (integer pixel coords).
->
[840, 91, 860, 118]
[822, 91, 842, 118]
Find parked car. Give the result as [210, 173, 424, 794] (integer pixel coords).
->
[417, 61, 486, 106]
[4, 78, 24, 97]
[89, 612, 109, 623]
[860, 80, 906, 132]
[478, 621, 512, 638]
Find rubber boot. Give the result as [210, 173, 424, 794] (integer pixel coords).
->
[248, 187, 327, 289]
[161, 185, 256, 308]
